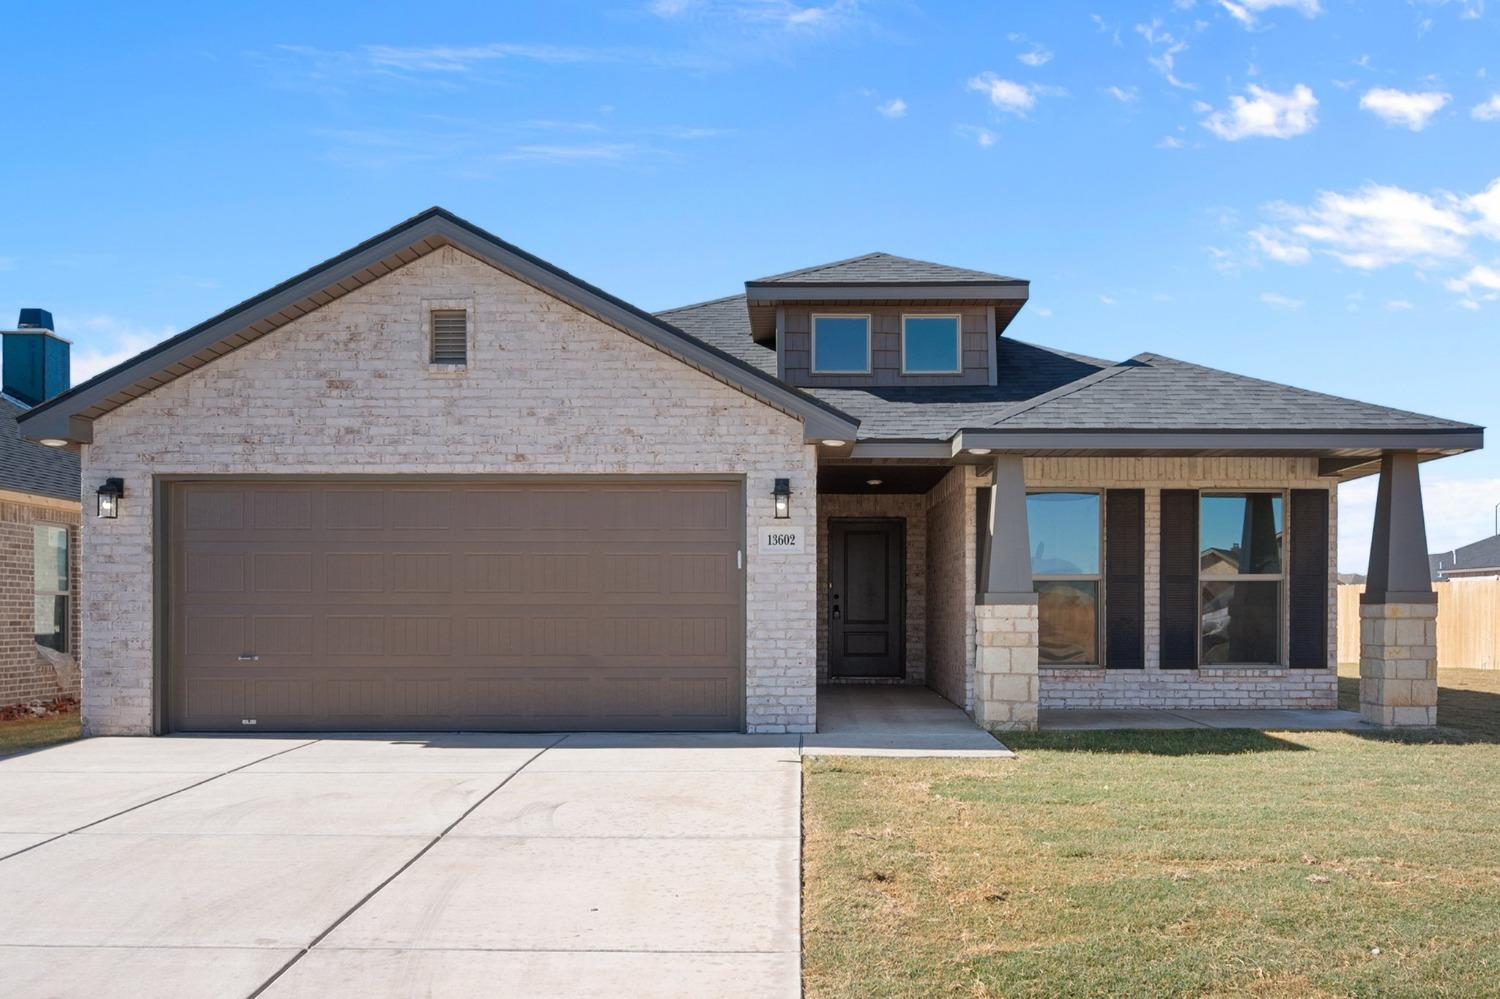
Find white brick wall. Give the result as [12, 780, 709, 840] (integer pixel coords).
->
[1023, 457, 1339, 711]
[81, 246, 818, 735]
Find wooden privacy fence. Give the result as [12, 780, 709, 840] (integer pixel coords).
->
[1338, 581, 1500, 669]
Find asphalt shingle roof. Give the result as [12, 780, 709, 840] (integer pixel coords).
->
[1430, 535, 1500, 577]
[0, 395, 79, 501]
[656, 294, 1479, 441]
[749, 252, 1023, 285]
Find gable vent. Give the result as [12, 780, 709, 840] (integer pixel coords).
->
[430, 309, 468, 364]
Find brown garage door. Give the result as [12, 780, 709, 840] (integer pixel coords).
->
[166, 479, 744, 732]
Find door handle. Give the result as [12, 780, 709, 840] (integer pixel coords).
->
[831, 594, 841, 621]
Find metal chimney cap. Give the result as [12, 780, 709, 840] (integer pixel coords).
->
[17, 308, 55, 331]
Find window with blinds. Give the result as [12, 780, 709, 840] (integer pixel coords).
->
[430, 309, 468, 364]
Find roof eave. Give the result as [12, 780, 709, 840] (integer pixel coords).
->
[745, 283, 1029, 303]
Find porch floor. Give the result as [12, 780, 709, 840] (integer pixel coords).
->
[803, 686, 1014, 758]
[1039, 708, 1372, 731]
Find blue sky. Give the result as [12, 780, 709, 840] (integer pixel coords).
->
[3, 0, 1497, 570]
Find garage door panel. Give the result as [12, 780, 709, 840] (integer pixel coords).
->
[169, 480, 744, 732]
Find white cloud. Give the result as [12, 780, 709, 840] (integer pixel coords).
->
[1017, 44, 1053, 67]
[967, 73, 1038, 114]
[1136, 20, 1194, 89]
[1473, 93, 1500, 120]
[57, 316, 176, 384]
[648, 0, 698, 15]
[1258, 182, 1473, 269]
[1104, 85, 1138, 103]
[1157, 135, 1187, 149]
[1469, 178, 1500, 238]
[1259, 291, 1305, 309]
[876, 97, 907, 118]
[1201, 83, 1318, 140]
[1385, 298, 1416, 311]
[1444, 264, 1500, 294]
[1099, 294, 1118, 305]
[956, 124, 997, 147]
[1218, 0, 1322, 27]
[1033, 306, 1053, 317]
[1360, 87, 1451, 130]
[1250, 226, 1312, 263]
[1340, 476, 1500, 573]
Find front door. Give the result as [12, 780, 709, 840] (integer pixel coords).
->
[828, 518, 905, 678]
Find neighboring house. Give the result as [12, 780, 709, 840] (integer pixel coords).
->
[1430, 535, 1500, 581]
[17, 208, 1482, 736]
[2, 310, 81, 707]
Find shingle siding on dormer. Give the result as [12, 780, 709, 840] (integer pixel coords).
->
[779, 305, 992, 388]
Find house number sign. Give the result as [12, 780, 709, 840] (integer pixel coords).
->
[758, 526, 805, 554]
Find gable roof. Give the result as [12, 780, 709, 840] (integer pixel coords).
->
[18, 208, 858, 445]
[1, 395, 79, 502]
[1431, 534, 1500, 577]
[749, 252, 1025, 286]
[658, 293, 1483, 464]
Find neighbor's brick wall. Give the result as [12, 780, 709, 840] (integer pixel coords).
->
[81, 245, 818, 735]
[1022, 457, 1338, 711]
[817, 492, 927, 685]
[925, 466, 977, 711]
[0, 493, 81, 707]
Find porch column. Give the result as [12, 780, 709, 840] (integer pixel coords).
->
[974, 455, 1040, 732]
[1360, 452, 1438, 727]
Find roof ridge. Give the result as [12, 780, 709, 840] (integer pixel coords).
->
[653, 291, 746, 315]
[984, 355, 1142, 427]
[751, 251, 889, 283]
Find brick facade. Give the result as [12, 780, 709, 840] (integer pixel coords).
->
[924, 466, 977, 711]
[816, 492, 927, 685]
[0, 491, 81, 707]
[80, 246, 818, 735]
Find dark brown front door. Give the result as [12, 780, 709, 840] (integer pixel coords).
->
[828, 518, 905, 678]
[165, 479, 744, 733]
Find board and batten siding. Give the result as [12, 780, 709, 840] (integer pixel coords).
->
[80, 244, 819, 736]
[779, 306, 992, 387]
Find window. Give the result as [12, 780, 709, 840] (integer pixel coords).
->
[1200, 492, 1283, 665]
[430, 309, 468, 364]
[1027, 492, 1101, 665]
[811, 315, 870, 373]
[901, 315, 962, 374]
[33, 525, 68, 653]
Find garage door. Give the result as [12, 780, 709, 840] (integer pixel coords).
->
[166, 480, 744, 732]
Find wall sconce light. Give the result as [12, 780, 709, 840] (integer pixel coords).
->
[96, 478, 124, 519]
[772, 477, 791, 519]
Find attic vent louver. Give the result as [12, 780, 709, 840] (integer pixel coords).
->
[430, 309, 468, 364]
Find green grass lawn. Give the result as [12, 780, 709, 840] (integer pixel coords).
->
[804, 668, 1500, 998]
[0, 711, 82, 758]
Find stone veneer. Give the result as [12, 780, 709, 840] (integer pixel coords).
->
[80, 245, 818, 735]
[973, 601, 1039, 731]
[1024, 457, 1339, 711]
[816, 492, 927, 684]
[1359, 601, 1438, 726]
[925, 466, 977, 711]
[0, 491, 81, 707]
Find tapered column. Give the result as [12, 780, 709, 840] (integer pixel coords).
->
[974, 456, 1039, 732]
[1360, 453, 1438, 727]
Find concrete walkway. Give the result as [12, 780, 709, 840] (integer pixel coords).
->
[802, 685, 1013, 757]
[1040, 708, 1372, 731]
[0, 733, 801, 999]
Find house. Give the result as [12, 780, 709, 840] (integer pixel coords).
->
[1430, 534, 1500, 581]
[2, 310, 81, 708]
[17, 208, 1482, 736]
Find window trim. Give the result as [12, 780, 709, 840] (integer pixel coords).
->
[1197, 489, 1288, 667]
[32, 523, 69, 654]
[810, 313, 872, 375]
[1027, 489, 1105, 668]
[900, 313, 964, 375]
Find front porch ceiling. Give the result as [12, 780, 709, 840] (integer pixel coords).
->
[817, 463, 953, 494]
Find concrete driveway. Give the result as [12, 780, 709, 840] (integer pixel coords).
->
[0, 732, 802, 999]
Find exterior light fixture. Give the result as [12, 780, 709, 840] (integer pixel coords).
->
[39, 438, 69, 448]
[968, 448, 992, 455]
[772, 478, 792, 519]
[96, 478, 124, 519]
[821, 439, 847, 447]
[866, 478, 883, 487]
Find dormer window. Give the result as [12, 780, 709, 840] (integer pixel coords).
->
[901, 315, 962, 374]
[811, 314, 871, 374]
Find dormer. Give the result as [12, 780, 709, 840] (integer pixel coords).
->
[744, 253, 1028, 388]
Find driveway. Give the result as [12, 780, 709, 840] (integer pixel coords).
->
[0, 732, 802, 999]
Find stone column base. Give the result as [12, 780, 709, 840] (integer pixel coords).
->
[974, 602, 1039, 732]
[1359, 601, 1438, 727]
